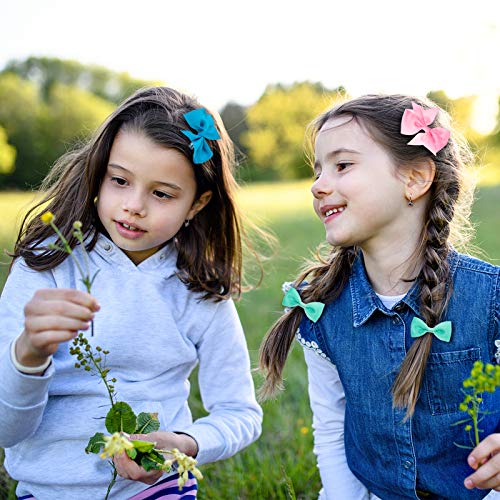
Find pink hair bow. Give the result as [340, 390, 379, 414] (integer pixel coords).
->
[400, 102, 450, 155]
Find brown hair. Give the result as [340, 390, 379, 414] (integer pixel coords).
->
[259, 94, 475, 417]
[12, 86, 248, 300]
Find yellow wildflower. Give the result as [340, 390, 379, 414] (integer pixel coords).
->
[165, 448, 203, 488]
[73, 220, 83, 230]
[300, 426, 309, 435]
[40, 211, 55, 224]
[99, 433, 134, 459]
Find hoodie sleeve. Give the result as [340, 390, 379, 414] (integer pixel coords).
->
[177, 298, 262, 465]
[0, 259, 56, 448]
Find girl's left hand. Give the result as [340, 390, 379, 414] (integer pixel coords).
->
[464, 433, 500, 491]
[113, 431, 198, 485]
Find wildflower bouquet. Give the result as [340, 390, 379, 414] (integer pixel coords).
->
[41, 212, 202, 499]
[454, 360, 500, 449]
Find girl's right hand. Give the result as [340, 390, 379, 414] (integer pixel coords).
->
[16, 289, 100, 367]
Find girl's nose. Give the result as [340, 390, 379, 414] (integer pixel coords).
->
[122, 192, 146, 216]
[311, 173, 333, 199]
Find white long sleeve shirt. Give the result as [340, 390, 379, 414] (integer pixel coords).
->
[0, 235, 262, 499]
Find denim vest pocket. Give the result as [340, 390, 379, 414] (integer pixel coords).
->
[424, 347, 481, 415]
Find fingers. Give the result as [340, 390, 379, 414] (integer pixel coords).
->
[113, 452, 163, 485]
[28, 288, 100, 313]
[465, 434, 500, 490]
[20, 288, 100, 360]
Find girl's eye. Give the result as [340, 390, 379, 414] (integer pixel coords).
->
[153, 190, 172, 200]
[337, 162, 352, 171]
[111, 176, 127, 186]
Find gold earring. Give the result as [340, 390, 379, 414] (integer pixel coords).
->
[184, 219, 190, 228]
[407, 195, 414, 207]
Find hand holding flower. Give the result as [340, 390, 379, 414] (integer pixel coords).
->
[113, 432, 198, 485]
[464, 433, 500, 491]
[18, 288, 99, 367]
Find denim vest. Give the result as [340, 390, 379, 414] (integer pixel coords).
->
[297, 251, 500, 500]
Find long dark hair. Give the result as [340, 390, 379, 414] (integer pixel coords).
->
[13, 86, 247, 300]
[260, 94, 475, 417]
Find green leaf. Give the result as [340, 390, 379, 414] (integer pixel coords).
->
[90, 269, 101, 287]
[85, 432, 106, 454]
[105, 402, 137, 434]
[450, 418, 473, 426]
[453, 441, 474, 449]
[126, 447, 137, 460]
[138, 449, 165, 472]
[130, 439, 155, 453]
[136, 412, 160, 434]
[140, 454, 162, 472]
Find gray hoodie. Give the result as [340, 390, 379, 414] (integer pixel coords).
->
[0, 235, 262, 499]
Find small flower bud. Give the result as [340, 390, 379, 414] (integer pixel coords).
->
[40, 211, 54, 224]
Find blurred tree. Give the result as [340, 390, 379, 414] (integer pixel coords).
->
[242, 82, 346, 179]
[0, 73, 44, 188]
[37, 83, 115, 169]
[0, 73, 114, 189]
[220, 102, 248, 156]
[2, 56, 161, 104]
[0, 127, 16, 174]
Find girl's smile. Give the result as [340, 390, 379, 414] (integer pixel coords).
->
[320, 204, 346, 223]
[114, 219, 147, 239]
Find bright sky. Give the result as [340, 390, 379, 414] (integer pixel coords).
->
[1, 0, 500, 132]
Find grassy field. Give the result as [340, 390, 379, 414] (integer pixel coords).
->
[0, 179, 499, 499]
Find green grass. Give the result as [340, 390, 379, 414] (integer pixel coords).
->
[1, 179, 499, 499]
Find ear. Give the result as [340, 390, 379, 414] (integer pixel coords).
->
[404, 159, 436, 202]
[186, 190, 212, 220]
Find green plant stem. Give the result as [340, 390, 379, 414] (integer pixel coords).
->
[88, 350, 115, 409]
[104, 467, 117, 500]
[49, 221, 88, 287]
[473, 400, 480, 447]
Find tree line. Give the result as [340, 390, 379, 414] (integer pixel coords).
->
[0, 57, 498, 189]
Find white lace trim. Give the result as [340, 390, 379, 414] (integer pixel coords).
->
[282, 281, 295, 313]
[296, 329, 331, 362]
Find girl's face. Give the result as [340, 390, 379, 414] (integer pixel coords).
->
[97, 129, 211, 265]
[312, 116, 410, 253]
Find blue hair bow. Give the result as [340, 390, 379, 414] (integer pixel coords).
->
[181, 108, 221, 164]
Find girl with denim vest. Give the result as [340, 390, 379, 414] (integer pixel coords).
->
[260, 95, 500, 499]
[0, 87, 262, 499]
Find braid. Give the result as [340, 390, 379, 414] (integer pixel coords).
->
[259, 246, 357, 399]
[392, 166, 459, 417]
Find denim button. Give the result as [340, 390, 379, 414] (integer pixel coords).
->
[103, 243, 112, 252]
[394, 303, 404, 312]
[392, 317, 400, 325]
[403, 460, 412, 469]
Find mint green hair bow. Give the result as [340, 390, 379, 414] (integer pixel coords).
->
[410, 317, 452, 342]
[282, 287, 325, 323]
[181, 108, 221, 164]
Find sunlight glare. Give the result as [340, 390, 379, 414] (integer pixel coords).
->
[471, 93, 499, 135]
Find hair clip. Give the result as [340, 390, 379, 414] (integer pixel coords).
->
[494, 340, 500, 364]
[181, 108, 221, 164]
[410, 317, 452, 342]
[282, 286, 325, 323]
[400, 102, 450, 155]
